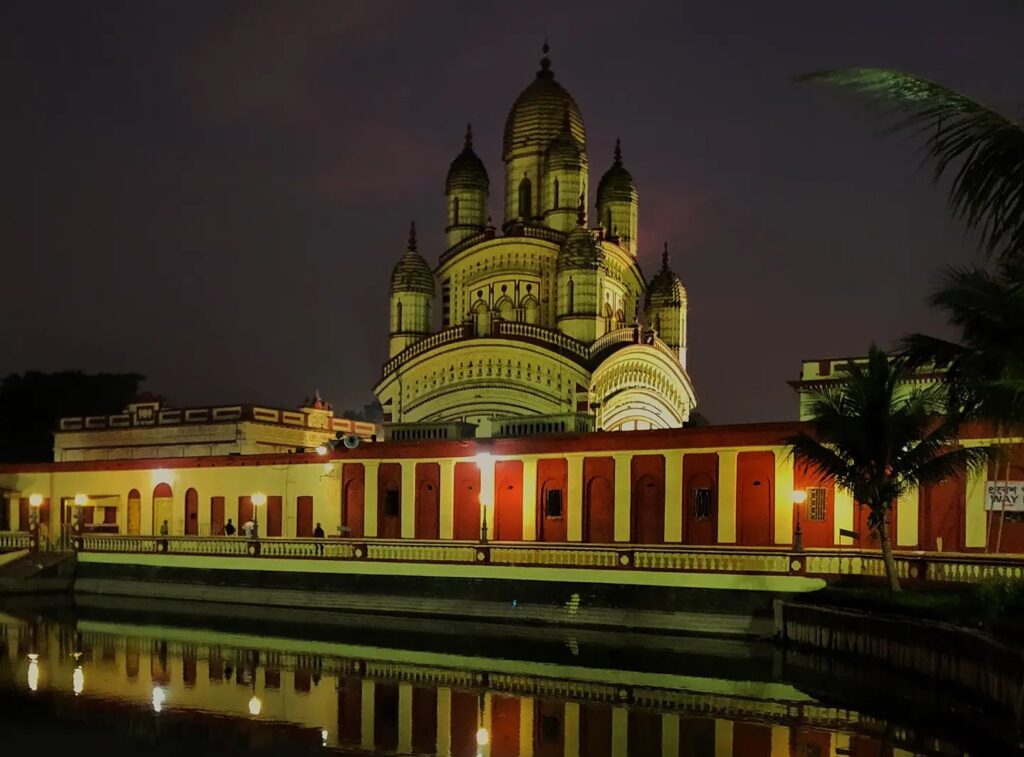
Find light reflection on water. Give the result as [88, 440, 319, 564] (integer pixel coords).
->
[0, 603, 995, 756]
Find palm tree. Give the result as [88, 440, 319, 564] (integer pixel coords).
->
[787, 346, 991, 592]
[903, 257, 1024, 548]
[799, 69, 1024, 262]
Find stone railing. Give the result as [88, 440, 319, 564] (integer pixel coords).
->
[382, 324, 471, 376]
[0, 532, 30, 551]
[493, 321, 589, 358]
[588, 327, 638, 356]
[73, 536, 1024, 586]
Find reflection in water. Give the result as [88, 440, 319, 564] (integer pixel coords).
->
[0, 600, 1005, 756]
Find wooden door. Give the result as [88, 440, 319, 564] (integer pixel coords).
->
[296, 496, 314, 537]
[266, 495, 283, 537]
[453, 462, 480, 540]
[584, 476, 614, 543]
[210, 496, 225, 535]
[184, 488, 199, 535]
[737, 451, 774, 546]
[920, 476, 964, 552]
[495, 460, 523, 541]
[415, 472, 440, 540]
[127, 490, 141, 535]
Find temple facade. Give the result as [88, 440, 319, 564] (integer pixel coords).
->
[375, 46, 696, 436]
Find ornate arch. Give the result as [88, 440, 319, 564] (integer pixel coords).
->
[590, 345, 696, 431]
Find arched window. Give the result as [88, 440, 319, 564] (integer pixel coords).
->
[518, 175, 532, 219]
[521, 295, 540, 325]
[495, 296, 514, 322]
[567, 277, 575, 315]
[605, 209, 613, 234]
[395, 300, 403, 332]
[452, 196, 460, 225]
[473, 299, 490, 336]
[553, 177, 560, 209]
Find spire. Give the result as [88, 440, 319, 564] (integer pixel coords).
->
[613, 138, 622, 166]
[464, 123, 473, 151]
[538, 39, 552, 77]
[661, 241, 670, 270]
[408, 221, 417, 252]
[576, 193, 586, 226]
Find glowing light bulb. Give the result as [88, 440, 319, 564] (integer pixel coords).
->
[476, 727, 490, 746]
[321, 729, 328, 746]
[29, 493, 43, 507]
[251, 492, 267, 507]
[152, 686, 166, 713]
[72, 666, 84, 696]
[248, 695, 262, 716]
[73, 493, 88, 506]
[315, 445, 328, 456]
[27, 656, 39, 692]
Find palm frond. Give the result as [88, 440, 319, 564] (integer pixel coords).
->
[799, 68, 1024, 260]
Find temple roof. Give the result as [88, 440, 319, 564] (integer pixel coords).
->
[445, 124, 489, 194]
[503, 43, 585, 160]
[390, 222, 435, 295]
[646, 243, 686, 307]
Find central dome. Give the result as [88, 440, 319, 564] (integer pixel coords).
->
[503, 46, 585, 160]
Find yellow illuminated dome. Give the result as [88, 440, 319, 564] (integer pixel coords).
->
[502, 44, 586, 160]
[389, 223, 435, 295]
[646, 244, 686, 307]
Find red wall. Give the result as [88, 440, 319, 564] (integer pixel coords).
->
[336, 676, 361, 745]
[537, 457, 568, 542]
[733, 721, 772, 756]
[682, 453, 718, 545]
[450, 690, 478, 757]
[341, 463, 364, 538]
[794, 463, 834, 548]
[736, 451, 774, 546]
[628, 710, 661, 757]
[534, 699, 564, 757]
[453, 462, 480, 540]
[495, 460, 523, 541]
[411, 687, 437, 754]
[377, 463, 402, 539]
[580, 704, 612, 757]
[989, 449, 1024, 553]
[631, 455, 665, 544]
[583, 457, 614, 543]
[415, 463, 440, 539]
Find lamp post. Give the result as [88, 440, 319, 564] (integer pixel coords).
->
[251, 492, 266, 539]
[791, 490, 807, 552]
[474, 452, 493, 544]
[28, 493, 43, 552]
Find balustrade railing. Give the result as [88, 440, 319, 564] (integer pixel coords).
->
[0, 532, 30, 551]
[71, 535, 1024, 585]
[382, 325, 471, 376]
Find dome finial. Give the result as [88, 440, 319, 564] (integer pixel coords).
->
[576, 193, 586, 226]
[613, 138, 622, 166]
[538, 39, 552, 76]
[464, 123, 473, 150]
[661, 241, 670, 270]
[408, 221, 417, 252]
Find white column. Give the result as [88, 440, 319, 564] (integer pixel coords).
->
[896, 486, 919, 547]
[966, 462, 988, 549]
[564, 702, 579, 757]
[613, 453, 632, 542]
[398, 682, 413, 754]
[661, 714, 679, 756]
[518, 697, 534, 757]
[834, 488, 854, 545]
[436, 687, 452, 756]
[664, 452, 683, 543]
[714, 719, 733, 757]
[360, 680, 375, 751]
[717, 451, 738, 543]
[567, 455, 584, 542]
[774, 448, 795, 545]
[364, 462, 380, 538]
[611, 707, 628, 757]
[522, 458, 538, 540]
[440, 460, 455, 540]
[400, 461, 417, 539]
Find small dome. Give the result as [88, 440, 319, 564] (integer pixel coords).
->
[445, 124, 489, 194]
[390, 222, 435, 295]
[558, 201, 604, 271]
[596, 140, 636, 204]
[646, 243, 686, 307]
[545, 110, 585, 168]
[503, 44, 586, 160]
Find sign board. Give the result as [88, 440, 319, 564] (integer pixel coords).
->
[985, 481, 1024, 512]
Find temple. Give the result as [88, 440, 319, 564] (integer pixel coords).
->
[375, 45, 696, 436]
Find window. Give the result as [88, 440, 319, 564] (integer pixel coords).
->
[807, 487, 827, 521]
[692, 488, 713, 521]
[553, 177, 560, 208]
[452, 196, 460, 225]
[545, 489, 563, 519]
[384, 489, 400, 518]
[518, 175, 532, 218]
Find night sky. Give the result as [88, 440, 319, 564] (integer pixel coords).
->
[3, 2, 1022, 424]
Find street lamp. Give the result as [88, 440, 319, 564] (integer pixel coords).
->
[791, 490, 807, 552]
[251, 492, 266, 539]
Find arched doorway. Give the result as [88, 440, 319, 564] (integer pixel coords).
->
[127, 490, 141, 535]
[343, 477, 364, 538]
[494, 460, 523, 541]
[585, 476, 614, 543]
[453, 462, 481, 540]
[632, 475, 663, 544]
[152, 483, 173, 535]
[184, 488, 199, 535]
